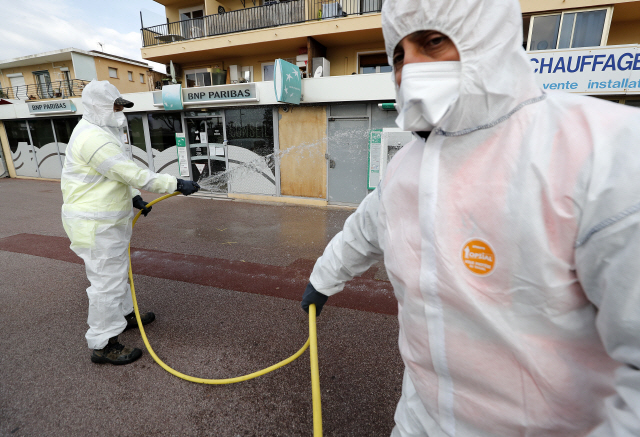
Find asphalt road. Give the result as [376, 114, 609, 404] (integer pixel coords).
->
[0, 178, 403, 437]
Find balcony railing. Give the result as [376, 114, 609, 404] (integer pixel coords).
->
[0, 79, 91, 100]
[141, 0, 383, 47]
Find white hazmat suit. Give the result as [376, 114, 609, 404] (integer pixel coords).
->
[61, 81, 177, 350]
[309, 0, 640, 435]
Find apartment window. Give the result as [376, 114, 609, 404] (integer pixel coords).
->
[108, 67, 118, 78]
[527, 7, 611, 51]
[262, 62, 275, 81]
[140, 73, 145, 83]
[185, 68, 211, 87]
[128, 71, 133, 81]
[359, 52, 392, 74]
[179, 6, 204, 19]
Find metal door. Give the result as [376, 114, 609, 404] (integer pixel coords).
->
[327, 104, 371, 205]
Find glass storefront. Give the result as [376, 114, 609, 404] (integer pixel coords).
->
[148, 112, 183, 177]
[125, 113, 149, 169]
[29, 119, 61, 178]
[2, 107, 278, 198]
[4, 117, 80, 179]
[224, 107, 276, 195]
[4, 121, 37, 178]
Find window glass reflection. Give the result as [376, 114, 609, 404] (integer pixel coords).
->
[4, 121, 29, 154]
[530, 14, 561, 51]
[147, 113, 182, 152]
[126, 113, 146, 152]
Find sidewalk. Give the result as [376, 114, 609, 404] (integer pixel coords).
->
[0, 178, 402, 437]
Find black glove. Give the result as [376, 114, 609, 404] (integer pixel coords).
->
[301, 282, 328, 316]
[132, 195, 152, 217]
[176, 178, 201, 196]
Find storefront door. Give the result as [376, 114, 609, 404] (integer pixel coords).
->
[186, 112, 228, 192]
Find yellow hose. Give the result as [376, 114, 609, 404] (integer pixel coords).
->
[129, 192, 322, 434]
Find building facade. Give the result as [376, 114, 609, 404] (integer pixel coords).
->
[1, 0, 640, 207]
[0, 48, 157, 101]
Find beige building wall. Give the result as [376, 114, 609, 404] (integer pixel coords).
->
[608, 20, 640, 45]
[178, 41, 387, 82]
[327, 43, 387, 76]
[181, 48, 303, 82]
[93, 58, 150, 94]
[0, 61, 76, 90]
[278, 106, 327, 199]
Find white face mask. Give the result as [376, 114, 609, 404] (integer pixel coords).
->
[104, 110, 127, 128]
[395, 61, 462, 132]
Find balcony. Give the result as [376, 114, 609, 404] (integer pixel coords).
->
[141, 0, 383, 47]
[0, 79, 90, 101]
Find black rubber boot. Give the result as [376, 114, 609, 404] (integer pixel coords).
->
[91, 336, 142, 365]
[124, 311, 156, 331]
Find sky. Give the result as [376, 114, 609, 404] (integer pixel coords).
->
[0, 0, 169, 72]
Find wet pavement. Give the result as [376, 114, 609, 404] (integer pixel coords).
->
[0, 178, 403, 437]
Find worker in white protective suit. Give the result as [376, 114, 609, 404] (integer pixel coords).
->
[301, 0, 640, 435]
[61, 80, 200, 365]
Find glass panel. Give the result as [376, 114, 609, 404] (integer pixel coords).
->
[263, 64, 274, 81]
[34, 71, 53, 98]
[5, 120, 39, 177]
[148, 113, 182, 151]
[125, 113, 149, 169]
[187, 118, 208, 144]
[28, 119, 55, 151]
[361, 66, 377, 74]
[52, 117, 80, 146]
[225, 107, 274, 158]
[29, 119, 61, 178]
[206, 117, 224, 144]
[125, 114, 146, 152]
[224, 107, 275, 195]
[148, 112, 183, 177]
[572, 9, 607, 48]
[4, 120, 30, 154]
[379, 65, 393, 73]
[557, 13, 575, 49]
[186, 73, 197, 88]
[360, 53, 388, 68]
[529, 14, 561, 51]
[196, 72, 212, 87]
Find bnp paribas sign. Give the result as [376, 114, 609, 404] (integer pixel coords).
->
[183, 83, 258, 105]
[527, 44, 640, 95]
[28, 99, 77, 115]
